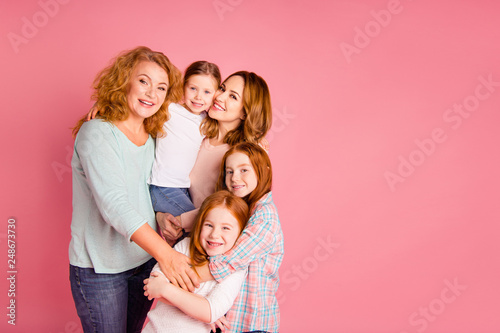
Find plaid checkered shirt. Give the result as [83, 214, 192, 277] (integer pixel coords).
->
[209, 192, 284, 333]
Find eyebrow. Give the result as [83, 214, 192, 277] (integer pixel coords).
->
[138, 73, 168, 86]
[227, 163, 252, 169]
[221, 83, 241, 98]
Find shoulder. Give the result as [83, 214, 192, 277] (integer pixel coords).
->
[250, 193, 279, 222]
[79, 119, 111, 134]
[76, 119, 116, 145]
[168, 102, 184, 113]
[173, 237, 191, 256]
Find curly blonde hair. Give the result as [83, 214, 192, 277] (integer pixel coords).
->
[201, 71, 272, 146]
[72, 46, 183, 138]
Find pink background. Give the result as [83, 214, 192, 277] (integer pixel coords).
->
[1, 0, 500, 332]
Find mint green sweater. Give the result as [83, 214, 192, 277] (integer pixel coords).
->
[69, 119, 156, 273]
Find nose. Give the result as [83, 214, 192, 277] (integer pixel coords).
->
[145, 85, 154, 98]
[214, 90, 227, 103]
[210, 227, 220, 238]
[231, 172, 240, 182]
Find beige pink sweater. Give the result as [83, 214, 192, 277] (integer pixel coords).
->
[180, 138, 229, 230]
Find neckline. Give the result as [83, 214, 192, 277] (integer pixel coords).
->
[111, 122, 152, 148]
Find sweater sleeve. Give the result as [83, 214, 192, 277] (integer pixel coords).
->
[209, 202, 279, 282]
[205, 269, 247, 323]
[75, 121, 150, 241]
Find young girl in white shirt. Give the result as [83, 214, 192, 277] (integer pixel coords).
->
[148, 61, 221, 231]
[142, 190, 249, 332]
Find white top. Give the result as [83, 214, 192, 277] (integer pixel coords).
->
[149, 103, 205, 188]
[142, 238, 247, 333]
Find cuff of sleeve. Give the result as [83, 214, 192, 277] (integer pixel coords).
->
[209, 256, 230, 282]
[126, 220, 148, 242]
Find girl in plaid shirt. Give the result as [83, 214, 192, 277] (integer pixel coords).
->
[209, 142, 284, 333]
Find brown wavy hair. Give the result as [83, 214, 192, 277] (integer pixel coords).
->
[216, 142, 272, 211]
[189, 190, 249, 270]
[183, 60, 221, 89]
[201, 71, 272, 146]
[72, 46, 183, 138]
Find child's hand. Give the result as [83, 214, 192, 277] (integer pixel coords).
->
[143, 271, 170, 300]
[258, 137, 270, 153]
[210, 315, 230, 332]
[86, 103, 99, 121]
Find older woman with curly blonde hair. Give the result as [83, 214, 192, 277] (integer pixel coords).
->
[69, 46, 199, 333]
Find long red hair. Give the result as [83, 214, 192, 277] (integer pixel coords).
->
[216, 142, 272, 211]
[189, 191, 249, 270]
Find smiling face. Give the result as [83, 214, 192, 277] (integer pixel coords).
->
[225, 152, 259, 198]
[209, 75, 245, 131]
[199, 205, 242, 256]
[183, 74, 218, 115]
[126, 61, 169, 121]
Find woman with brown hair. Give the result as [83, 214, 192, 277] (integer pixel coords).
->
[158, 71, 273, 244]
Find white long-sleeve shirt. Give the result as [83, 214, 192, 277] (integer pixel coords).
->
[142, 238, 246, 333]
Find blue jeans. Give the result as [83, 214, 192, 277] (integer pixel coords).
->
[69, 258, 156, 333]
[149, 185, 195, 216]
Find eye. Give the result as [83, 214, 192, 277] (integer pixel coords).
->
[241, 168, 248, 173]
[140, 79, 148, 85]
[219, 86, 225, 92]
[226, 169, 233, 175]
[223, 226, 231, 231]
[158, 86, 166, 91]
[230, 94, 237, 100]
[205, 90, 212, 94]
[190, 87, 196, 91]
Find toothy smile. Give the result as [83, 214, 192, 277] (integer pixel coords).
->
[207, 241, 223, 247]
[213, 103, 225, 111]
[140, 99, 153, 106]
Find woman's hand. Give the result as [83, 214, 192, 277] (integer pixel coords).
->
[130, 224, 199, 292]
[158, 248, 200, 292]
[156, 212, 183, 244]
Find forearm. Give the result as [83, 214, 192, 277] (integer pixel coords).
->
[162, 284, 212, 323]
[131, 223, 174, 264]
[180, 208, 199, 231]
[196, 262, 214, 283]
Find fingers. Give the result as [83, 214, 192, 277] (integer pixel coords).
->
[166, 213, 181, 228]
[219, 316, 230, 329]
[178, 270, 194, 292]
[215, 318, 228, 332]
[185, 266, 200, 288]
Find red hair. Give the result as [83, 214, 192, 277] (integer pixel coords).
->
[72, 46, 183, 138]
[189, 191, 249, 270]
[216, 142, 272, 211]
